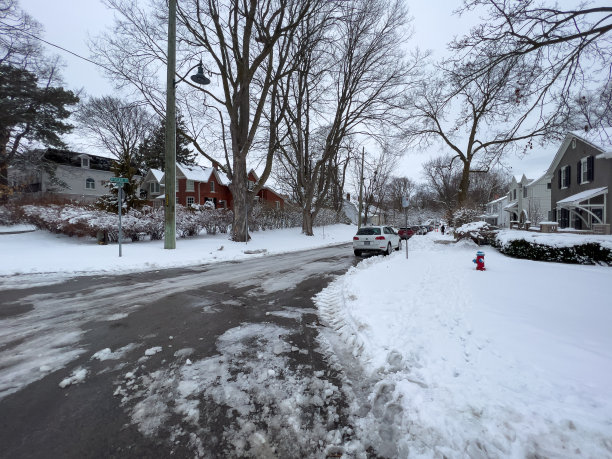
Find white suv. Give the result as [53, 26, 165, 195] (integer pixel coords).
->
[353, 225, 401, 257]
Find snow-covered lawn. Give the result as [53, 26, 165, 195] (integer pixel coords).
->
[0, 223, 356, 287]
[317, 232, 612, 457]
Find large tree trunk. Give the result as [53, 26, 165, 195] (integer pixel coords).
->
[230, 157, 250, 242]
[457, 162, 471, 208]
[302, 207, 314, 236]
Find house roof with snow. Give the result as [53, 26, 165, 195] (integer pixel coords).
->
[487, 195, 508, 205]
[150, 169, 164, 182]
[160, 163, 230, 186]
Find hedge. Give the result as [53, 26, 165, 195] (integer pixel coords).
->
[491, 237, 612, 266]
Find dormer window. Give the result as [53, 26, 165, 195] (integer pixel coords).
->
[81, 157, 90, 168]
[149, 182, 160, 193]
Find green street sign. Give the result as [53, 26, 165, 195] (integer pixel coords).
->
[110, 177, 129, 184]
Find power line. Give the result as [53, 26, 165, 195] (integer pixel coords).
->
[0, 21, 114, 73]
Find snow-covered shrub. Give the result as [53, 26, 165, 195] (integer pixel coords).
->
[0, 205, 17, 225]
[492, 237, 612, 266]
[454, 221, 497, 245]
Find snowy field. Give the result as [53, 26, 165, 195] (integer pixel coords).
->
[316, 232, 612, 457]
[0, 223, 356, 288]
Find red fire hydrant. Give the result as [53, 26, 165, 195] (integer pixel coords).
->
[473, 250, 486, 271]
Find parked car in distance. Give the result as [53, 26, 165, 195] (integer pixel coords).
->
[411, 226, 425, 236]
[353, 226, 401, 256]
[397, 227, 414, 240]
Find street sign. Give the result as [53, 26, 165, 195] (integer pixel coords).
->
[402, 196, 409, 208]
[110, 177, 129, 184]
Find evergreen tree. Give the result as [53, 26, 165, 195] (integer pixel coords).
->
[135, 116, 196, 171]
[0, 64, 78, 200]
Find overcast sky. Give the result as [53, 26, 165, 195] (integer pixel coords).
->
[19, 0, 558, 185]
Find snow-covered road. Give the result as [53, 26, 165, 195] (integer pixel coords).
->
[0, 244, 366, 458]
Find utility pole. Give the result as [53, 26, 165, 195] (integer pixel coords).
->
[358, 147, 364, 229]
[164, 0, 177, 249]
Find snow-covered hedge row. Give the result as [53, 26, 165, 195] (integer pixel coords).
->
[493, 238, 612, 265]
[7, 202, 346, 241]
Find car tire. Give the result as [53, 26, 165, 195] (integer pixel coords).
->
[384, 243, 391, 256]
[396, 240, 401, 251]
[354, 250, 361, 257]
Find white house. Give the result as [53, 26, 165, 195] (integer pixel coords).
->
[503, 173, 551, 225]
[483, 195, 510, 228]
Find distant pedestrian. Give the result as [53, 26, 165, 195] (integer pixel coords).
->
[441, 224, 445, 235]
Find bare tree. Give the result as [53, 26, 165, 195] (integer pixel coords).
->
[350, 146, 397, 225]
[273, 0, 419, 234]
[0, 0, 44, 67]
[421, 155, 462, 222]
[76, 96, 153, 208]
[451, 1, 612, 135]
[404, 50, 558, 208]
[93, 0, 322, 241]
[387, 176, 417, 212]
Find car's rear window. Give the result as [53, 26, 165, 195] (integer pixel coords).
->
[357, 227, 381, 235]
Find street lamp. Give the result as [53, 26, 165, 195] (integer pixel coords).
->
[164, 1, 210, 249]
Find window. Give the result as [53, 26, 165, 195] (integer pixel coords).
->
[275, 201, 280, 209]
[572, 138, 576, 149]
[523, 187, 527, 198]
[547, 182, 551, 190]
[187, 196, 195, 205]
[149, 182, 160, 193]
[210, 181, 215, 193]
[186, 180, 194, 192]
[578, 156, 594, 184]
[85, 178, 95, 189]
[513, 189, 516, 200]
[357, 227, 381, 235]
[247, 181, 254, 191]
[560, 165, 570, 189]
[219, 200, 227, 209]
[81, 157, 90, 168]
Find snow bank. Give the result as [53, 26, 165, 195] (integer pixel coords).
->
[316, 232, 612, 457]
[0, 224, 356, 287]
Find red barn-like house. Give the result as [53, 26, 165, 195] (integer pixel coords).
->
[158, 163, 284, 210]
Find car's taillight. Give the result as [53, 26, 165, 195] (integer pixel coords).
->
[375, 236, 385, 240]
[353, 236, 359, 240]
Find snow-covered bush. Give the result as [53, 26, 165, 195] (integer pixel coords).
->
[492, 234, 612, 266]
[454, 221, 498, 245]
[0, 205, 17, 225]
[14, 201, 347, 242]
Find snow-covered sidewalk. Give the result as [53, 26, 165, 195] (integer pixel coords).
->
[0, 224, 356, 287]
[317, 232, 612, 457]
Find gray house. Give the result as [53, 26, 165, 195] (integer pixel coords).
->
[545, 129, 612, 234]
